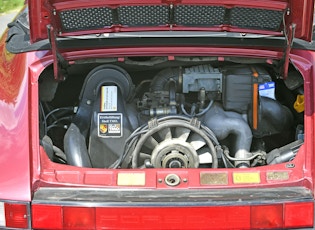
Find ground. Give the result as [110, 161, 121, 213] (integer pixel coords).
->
[0, 11, 19, 36]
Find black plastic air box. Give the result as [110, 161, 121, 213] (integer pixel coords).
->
[222, 65, 272, 113]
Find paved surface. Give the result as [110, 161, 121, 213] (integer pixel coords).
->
[0, 12, 19, 38]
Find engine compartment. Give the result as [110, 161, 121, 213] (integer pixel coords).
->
[39, 57, 305, 169]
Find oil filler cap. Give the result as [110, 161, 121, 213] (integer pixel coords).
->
[294, 95, 304, 113]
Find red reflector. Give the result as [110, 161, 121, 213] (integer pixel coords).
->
[251, 204, 283, 229]
[95, 206, 251, 229]
[63, 207, 95, 229]
[30, 201, 314, 229]
[285, 202, 314, 228]
[32, 205, 62, 229]
[4, 203, 28, 229]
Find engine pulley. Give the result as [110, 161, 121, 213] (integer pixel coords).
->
[151, 139, 200, 168]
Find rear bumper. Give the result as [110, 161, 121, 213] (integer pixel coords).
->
[31, 186, 314, 229]
[33, 186, 312, 206]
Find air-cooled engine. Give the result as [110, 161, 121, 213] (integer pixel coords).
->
[59, 63, 295, 169]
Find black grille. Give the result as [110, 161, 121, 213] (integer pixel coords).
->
[174, 5, 225, 26]
[118, 5, 169, 26]
[230, 8, 283, 31]
[58, 5, 284, 33]
[59, 7, 113, 31]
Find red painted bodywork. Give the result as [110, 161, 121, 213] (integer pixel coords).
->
[1, 0, 315, 229]
[0, 32, 315, 190]
[0, 34, 31, 201]
[1, 32, 315, 191]
[1, 42, 314, 192]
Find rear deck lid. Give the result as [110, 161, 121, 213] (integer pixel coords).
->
[28, 0, 314, 43]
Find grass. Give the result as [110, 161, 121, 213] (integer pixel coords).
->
[0, 0, 24, 14]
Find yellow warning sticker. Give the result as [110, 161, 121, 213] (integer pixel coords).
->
[117, 173, 146, 186]
[233, 172, 260, 184]
[101, 86, 117, 112]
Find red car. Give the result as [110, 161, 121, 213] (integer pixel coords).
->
[1, 0, 315, 229]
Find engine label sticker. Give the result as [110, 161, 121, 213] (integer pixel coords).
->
[259, 81, 275, 99]
[98, 113, 122, 138]
[101, 86, 118, 112]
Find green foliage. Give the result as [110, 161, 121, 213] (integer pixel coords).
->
[0, 0, 24, 14]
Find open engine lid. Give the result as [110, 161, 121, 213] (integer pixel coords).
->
[28, 0, 314, 43]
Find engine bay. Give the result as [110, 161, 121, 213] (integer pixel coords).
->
[39, 57, 304, 169]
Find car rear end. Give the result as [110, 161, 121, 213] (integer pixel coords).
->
[0, 0, 315, 229]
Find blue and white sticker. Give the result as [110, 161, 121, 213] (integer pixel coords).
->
[259, 81, 275, 99]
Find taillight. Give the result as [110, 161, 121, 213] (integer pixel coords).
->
[32, 205, 96, 230]
[32, 201, 314, 230]
[0, 201, 29, 229]
[63, 207, 95, 229]
[251, 204, 283, 229]
[285, 202, 314, 228]
[31, 205, 62, 229]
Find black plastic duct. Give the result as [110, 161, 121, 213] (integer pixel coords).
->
[248, 96, 293, 138]
[64, 65, 134, 167]
[202, 103, 253, 157]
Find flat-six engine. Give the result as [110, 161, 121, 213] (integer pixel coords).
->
[39, 61, 303, 169]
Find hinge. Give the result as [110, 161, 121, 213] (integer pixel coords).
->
[47, 25, 68, 81]
[281, 23, 296, 80]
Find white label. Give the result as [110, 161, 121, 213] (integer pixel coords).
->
[198, 152, 213, 164]
[259, 81, 275, 99]
[0, 202, 5, 227]
[101, 86, 118, 112]
[98, 113, 123, 138]
[117, 173, 146, 186]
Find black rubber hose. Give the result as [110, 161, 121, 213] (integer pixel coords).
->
[150, 68, 180, 92]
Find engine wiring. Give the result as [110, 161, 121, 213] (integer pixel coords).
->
[180, 100, 214, 117]
[41, 104, 74, 135]
[110, 115, 221, 169]
[37, 62, 303, 169]
[40, 102, 76, 163]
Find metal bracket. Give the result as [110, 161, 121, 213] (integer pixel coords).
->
[281, 23, 296, 80]
[47, 25, 68, 81]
